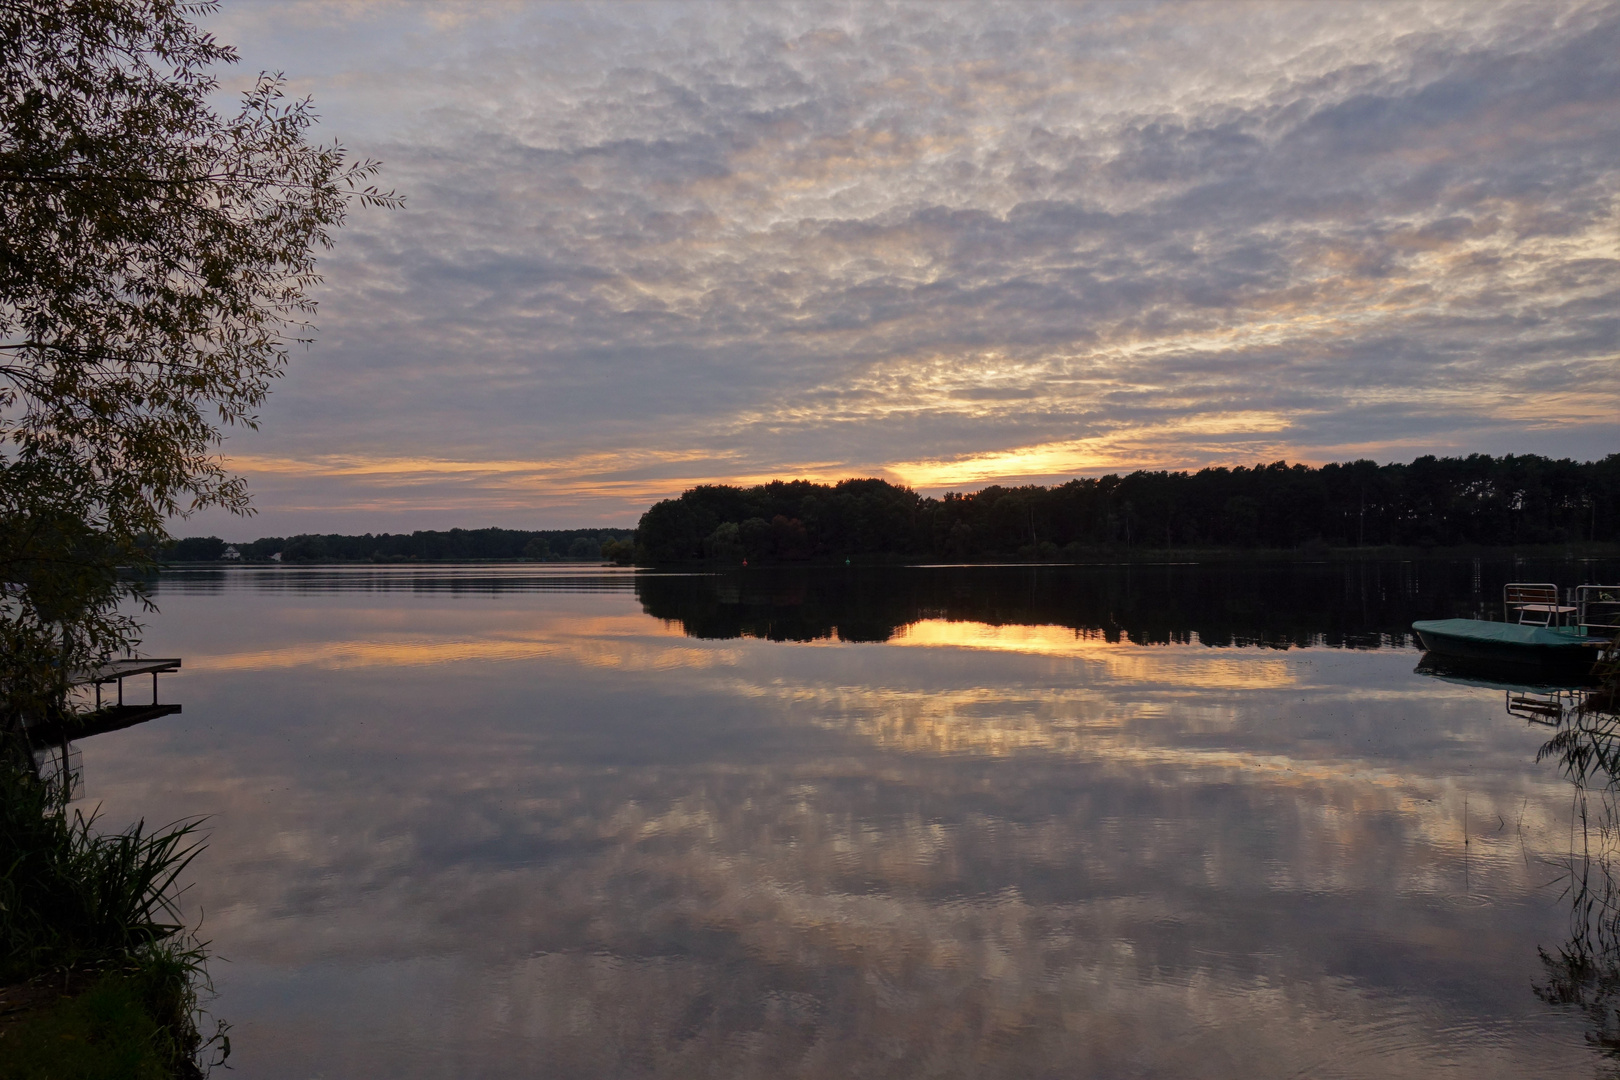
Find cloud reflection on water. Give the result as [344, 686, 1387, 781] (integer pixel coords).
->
[76, 566, 1604, 1076]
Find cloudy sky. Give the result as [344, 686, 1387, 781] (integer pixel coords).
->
[190, 1, 1620, 535]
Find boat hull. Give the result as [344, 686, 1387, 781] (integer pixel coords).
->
[1412, 618, 1602, 674]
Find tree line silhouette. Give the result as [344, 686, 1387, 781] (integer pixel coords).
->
[163, 527, 635, 563]
[637, 454, 1620, 564]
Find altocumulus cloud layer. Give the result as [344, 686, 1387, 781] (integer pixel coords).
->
[194, 1, 1619, 532]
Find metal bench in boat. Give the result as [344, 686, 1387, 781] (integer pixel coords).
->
[1504, 582, 1577, 626]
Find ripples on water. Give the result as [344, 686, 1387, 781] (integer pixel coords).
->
[74, 557, 1620, 1077]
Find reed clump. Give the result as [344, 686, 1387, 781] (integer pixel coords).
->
[1588, 642, 1620, 716]
[0, 762, 225, 1077]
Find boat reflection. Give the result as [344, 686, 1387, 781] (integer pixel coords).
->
[1414, 652, 1596, 726]
[1506, 689, 1587, 727]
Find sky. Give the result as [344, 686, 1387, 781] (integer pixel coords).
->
[187, 0, 1620, 536]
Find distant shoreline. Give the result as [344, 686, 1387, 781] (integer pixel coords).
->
[153, 540, 1620, 569]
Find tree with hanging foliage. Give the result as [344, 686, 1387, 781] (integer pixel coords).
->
[0, 0, 398, 746]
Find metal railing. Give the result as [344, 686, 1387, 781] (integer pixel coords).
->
[1579, 585, 1620, 639]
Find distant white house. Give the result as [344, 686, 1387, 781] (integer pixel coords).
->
[222, 545, 242, 561]
[269, 551, 282, 562]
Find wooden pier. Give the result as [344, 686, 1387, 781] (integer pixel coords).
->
[25, 657, 183, 744]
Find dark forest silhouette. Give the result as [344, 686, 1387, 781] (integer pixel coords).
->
[637, 454, 1619, 564]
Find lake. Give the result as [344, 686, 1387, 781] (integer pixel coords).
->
[73, 557, 1620, 1077]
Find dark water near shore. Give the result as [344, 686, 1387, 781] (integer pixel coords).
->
[76, 557, 1620, 1077]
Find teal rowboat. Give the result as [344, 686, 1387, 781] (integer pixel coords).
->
[1412, 618, 1602, 671]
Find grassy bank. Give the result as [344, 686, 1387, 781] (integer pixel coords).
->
[1, 959, 207, 1080]
[0, 763, 223, 1077]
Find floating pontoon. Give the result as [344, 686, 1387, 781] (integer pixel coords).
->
[1413, 584, 1619, 674]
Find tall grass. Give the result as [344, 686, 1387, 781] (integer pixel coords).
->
[0, 762, 226, 1073]
[1, 763, 202, 979]
[1532, 644, 1620, 1058]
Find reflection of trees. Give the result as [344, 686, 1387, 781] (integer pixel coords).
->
[1533, 656, 1620, 1060]
[634, 559, 1577, 651]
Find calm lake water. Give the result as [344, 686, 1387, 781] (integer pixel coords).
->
[74, 557, 1620, 1077]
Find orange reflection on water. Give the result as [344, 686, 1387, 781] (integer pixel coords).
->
[891, 620, 1295, 689]
[184, 612, 700, 674]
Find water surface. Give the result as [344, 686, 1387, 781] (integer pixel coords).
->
[77, 558, 1620, 1077]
